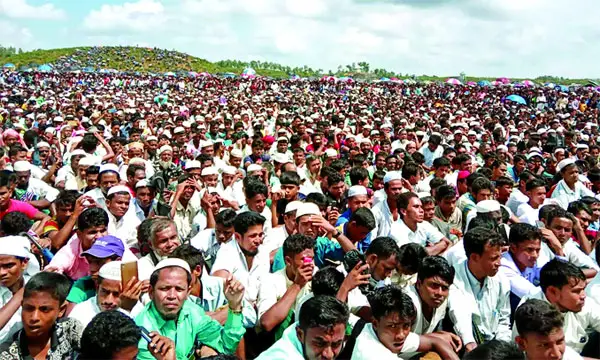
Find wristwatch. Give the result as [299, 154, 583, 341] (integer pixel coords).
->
[332, 229, 341, 238]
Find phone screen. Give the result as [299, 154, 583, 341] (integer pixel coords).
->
[121, 261, 138, 286]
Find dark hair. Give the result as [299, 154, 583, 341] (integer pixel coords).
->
[435, 185, 457, 202]
[366, 236, 400, 260]
[495, 176, 513, 188]
[525, 178, 546, 192]
[410, 152, 425, 165]
[150, 266, 192, 288]
[580, 196, 600, 207]
[1, 212, 32, 235]
[397, 192, 419, 214]
[99, 170, 120, 183]
[429, 177, 446, 193]
[244, 180, 268, 199]
[24, 272, 71, 303]
[330, 159, 347, 173]
[54, 190, 81, 209]
[471, 177, 494, 196]
[327, 172, 344, 187]
[251, 139, 264, 149]
[298, 296, 349, 331]
[397, 243, 427, 274]
[349, 207, 376, 231]
[567, 201, 592, 217]
[508, 223, 541, 245]
[515, 299, 563, 337]
[401, 163, 420, 180]
[233, 211, 266, 235]
[428, 134, 442, 146]
[373, 170, 385, 182]
[283, 234, 316, 258]
[432, 157, 450, 169]
[453, 153, 471, 166]
[137, 218, 154, 256]
[280, 171, 301, 186]
[547, 208, 572, 227]
[420, 196, 435, 206]
[77, 208, 109, 231]
[540, 259, 585, 293]
[79, 310, 141, 360]
[464, 226, 504, 259]
[86, 165, 100, 176]
[463, 340, 525, 360]
[312, 267, 345, 296]
[349, 167, 369, 186]
[126, 164, 145, 179]
[8, 145, 26, 158]
[305, 192, 329, 209]
[215, 209, 237, 227]
[170, 244, 204, 272]
[417, 256, 455, 285]
[0, 171, 16, 188]
[539, 204, 560, 223]
[368, 285, 416, 323]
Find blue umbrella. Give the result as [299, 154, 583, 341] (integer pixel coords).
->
[37, 64, 52, 72]
[2, 63, 15, 69]
[506, 94, 527, 105]
[477, 80, 491, 86]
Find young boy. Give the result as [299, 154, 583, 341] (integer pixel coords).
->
[351, 285, 459, 359]
[272, 171, 301, 227]
[0, 272, 82, 359]
[515, 299, 582, 360]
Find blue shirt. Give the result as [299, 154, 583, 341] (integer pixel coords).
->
[272, 236, 344, 272]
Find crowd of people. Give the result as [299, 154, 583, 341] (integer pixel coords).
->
[0, 68, 598, 360]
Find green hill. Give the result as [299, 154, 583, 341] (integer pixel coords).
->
[0, 46, 593, 85]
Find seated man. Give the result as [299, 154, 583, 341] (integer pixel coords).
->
[134, 258, 246, 359]
[256, 295, 349, 360]
[138, 218, 181, 281]
[69, 261, 143, 328]
[190, 209, 237, 272]
[515, 299, 583, 360]
[449, 227, 511, 350]
[515, 259, 600, 355]
[516, 178, 547, 226]
[262, 201, 301, 260]
[43, 190, 82, 251]
[105, 185, 141, 249]
[258, 234, 314, 336]
[351, 285, 459, 360]
[0, 272, 82, 359]
[335, 207, 376, 253]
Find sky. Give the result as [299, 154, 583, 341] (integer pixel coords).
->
[0, 0, 598, 78]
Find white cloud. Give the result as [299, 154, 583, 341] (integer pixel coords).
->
[0, 0, 65, 20]
[73, 0, 600, 78]
[0, 21, 33, 47]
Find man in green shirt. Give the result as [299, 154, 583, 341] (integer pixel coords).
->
[134, 258, 246, 359]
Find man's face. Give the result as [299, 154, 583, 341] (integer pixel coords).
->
[473, 243, 502, 277]
[373, 312, 413, 354]
[100, 173, 119, 194]
[202, 175, 218, 188]
[297, 215, 320, 239]
[107, 193, 130, 218]
[348, 195, 369, 213]
[78, 165, 90, 179]
[386, 158, 399, 171]
[497, 184, 512, 200]
[282, 184, 299, 201]
[590, 203, 600, 222]
[510, 239, 541, 270]
[22, 291, 63, 339]
[563, 166, 579, 185]
[215, 224, 234, 244]
[309, 159, 321, 175]
[97, 278, 121, 312]
[328, 181, 345, 199]
[229, 156, 242, 168]
[493, 164, 508, 179]
[128, 169, 146, 187]
[86, 256, 112, 283]
[252, 146, 264, 157]
[56, 204, 74, 225]
[286, 249, 315, 275]
[150, 267, 189, 320]
[528, 186, 546, 207]
[15, 170, 30, 188]
[434, 166, 449, 179]
[438, 197, 456, 216]
[517, 328, 566, 360]
[248, 194, 267, 214]
[385, 180, 403, 201]
[86, 174, 99, 189]
[576, 210, 592, 230]
[422, 202, 435, 222]
[78, 225, 108, 251]
[0, 255, 26, 289]
[38, 147, 49, 161]
[417, 276, 450, 310]
[367, 254, 397, 282]
[297, 324, 346, 360]
[549, 217, 573, 244]
[475, 189, 493, 203]
[401, 197, 424, 223]
[293, 152, 305, 165]
[136, 187, 155, 208]
[554, 278, 586, 313]
[152, 224, 180, 257]
[460, 159, 472, 172]
[237, 224, 264, 256]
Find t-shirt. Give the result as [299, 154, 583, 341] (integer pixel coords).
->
[0, 199, 38, 220]
[66, 276, 96, 303]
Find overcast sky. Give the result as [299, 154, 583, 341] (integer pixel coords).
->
[1, 0, 598, 78]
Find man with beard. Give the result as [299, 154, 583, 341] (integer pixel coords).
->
[12, 161, 59, 210]
[138, 218, 181, 281]
[372, 172, 403, 238]
[153, 145, 182, 184]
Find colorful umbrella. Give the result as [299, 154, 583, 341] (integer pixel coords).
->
[2, 63, 15, 69]
[467, 81, 477, 86]
[198, 72, 211, 77]
[497, 77, 511, 84]
[478, 80, 491, 86]
[37, 64, 52, 72]
[164, 72, 176, 77]
[241, 67, 256, 77]
[506, 94, 527, 105]
[446, 78, 462, 85]
[522, 80, 535, 87]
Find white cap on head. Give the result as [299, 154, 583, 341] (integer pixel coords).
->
[272, 153, 290, 164]
[200, 140, 213, 148]
[185, 160, 201, 170]
[37, 141, 50, 149]
[70, 149, 87, 157]
[99, 261, 122, 281]
[135, 179, 150, 189]
[247, 164, 262, 173]
[201, 166, 218, 176]
[295, 202, 321, 219]
[230, 149, 243, 158]
[325, 148, 338, 158]
[78, 157, 96, 167]
[577, 143, 589, 150]
[285, 201, 303, 214]
[173, 126, 185, 134]
[0, 236, 30, 258]
[107, 185, 131, 197]
[222, 165, 237, 175]
[475, 200, 501, 214]
[347, 185, 368, 198]
[153, 258, 191, 275]
[99, 163, 119, 174]
[383, 171, 402, 184]
[159, 145, 173, 155]
[556, 158, 576, 173]
[13, 161, 31, 172]
[146, 135, 158, 142]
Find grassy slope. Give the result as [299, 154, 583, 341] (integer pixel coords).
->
[0, 46, 591, 84]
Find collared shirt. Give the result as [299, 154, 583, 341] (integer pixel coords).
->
[516, 202, 540, 226]
[68, 296, 102, 329]
[107, 210, 140, 249]
[551, 179, 594, 209]
[0, 276, 29, 344]
[390, 219, 444, 248]
[457, 193, 476, 222]
[434, 206, 462, 232]
[515, 290, 600, 353]
[134, 300, 245, 360]
[372, 199, 399, 238]
[443, 239, 467, 267]
[261, 225, 289, 255]
[211, 239, 270, 303]
[405, 285, 446, 335]
[449, 260, 511, 345]
[538, 240, 599, 272]
[173, 199, 201, 241]
[237, 205, 272, 231]
[272, 236, 345, 272]
[257, 267, 311, 320]
[498, 252, 544, 299]
[190, 229, 233, 271]
[0, 318, 83, 360]
[256, 322, 306, 360]
[506, 188, 529, 214]
[134, 198, 157, 223]
[351, 323, 420, 360]
[419, 144, 444, 168]
[189, 275, 257, 328]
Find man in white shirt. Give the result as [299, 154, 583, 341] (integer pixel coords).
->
[418, 134, 444, 170]
[449, 227, 511, 351]
[261, 201, 301, 260]
[390, 192, 450, 255]
[69, 261, 142, 328]
[237, 178, 273, 231]
[515, 259, 600, 355]
[517, 178, 547, 225]
[212, 211, 270, 305]
[351, 285, 459, 360]
[105, 185, 141, 249]
[190, 209, 237, 272]
[13, 161, 59, 210]
[551, 159, 594, 209]
[257, 296, 349, 360]
[515, 299, 583, 360]
[372, 172, 402, 238]
[506, 171, 535, 214]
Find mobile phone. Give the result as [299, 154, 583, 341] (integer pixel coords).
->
[121, 261, 138, 286]
[139, 326, 152, 343]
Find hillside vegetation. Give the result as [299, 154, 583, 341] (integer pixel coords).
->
[0, 46, 592, 85]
